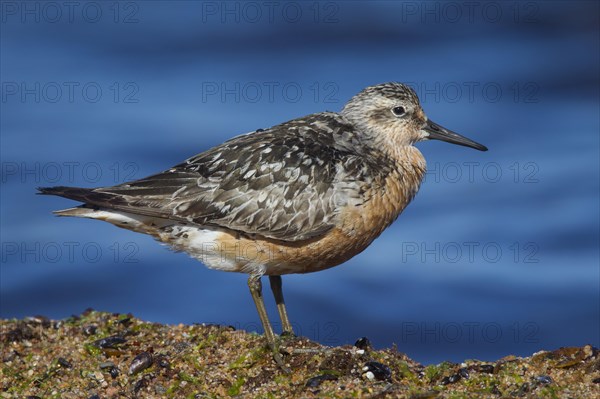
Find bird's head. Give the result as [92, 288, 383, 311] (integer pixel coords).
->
[341, 82, 487, 151]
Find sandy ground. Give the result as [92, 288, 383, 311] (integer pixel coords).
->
[1, 311, 598, 398]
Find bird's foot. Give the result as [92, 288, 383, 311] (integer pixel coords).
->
[280, 330, 297, 341]
[267, 340, 291, 374]
[272, 350, 291, 374]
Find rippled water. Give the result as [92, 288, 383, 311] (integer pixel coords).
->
[1, 1, 598, 364]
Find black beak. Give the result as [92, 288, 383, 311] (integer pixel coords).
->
[423, 119, 488, 151]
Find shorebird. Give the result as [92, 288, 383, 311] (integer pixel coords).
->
[39, 82, 486, 369]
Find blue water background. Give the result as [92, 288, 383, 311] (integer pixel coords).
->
[1, 1, 598, 364]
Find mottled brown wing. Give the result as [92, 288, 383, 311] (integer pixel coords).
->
[56, 113, 388, 241]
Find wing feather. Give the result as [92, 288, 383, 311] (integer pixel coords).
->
[50, 113, 391, 242]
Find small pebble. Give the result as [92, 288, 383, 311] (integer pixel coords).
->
[535, 375, 553, 385]
[441, 373, 461, 385]
[92, 371, 105, 382]
[27, 315, 50, 327]
[479, 364, 495, 374]
[129, 352, 153, 375]
[583, 345, 594, 358]
[83, 325, 98, 335]
[116, 317, 132, 327]
[156, 356, 170, 368]
[134, 377, 149, 392]
[109, 367, 120, 379]
[354, 337, 371, 350]
[490, 385, 502, 395]
[99, 361, 120, 378]
[4, 350, 19, 362]
[101, 348, 124, 357]
[99, 361, 115, 370]
[173, 342, 191, 353]
[362, 361, 391, 381]
[93, 335, 126, 349]
[57, 357, 72, 368]
[305, 373, 338, 388]
[5, 324, 35, 342]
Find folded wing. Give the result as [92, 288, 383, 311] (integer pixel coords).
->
[40, 113, 388, 242]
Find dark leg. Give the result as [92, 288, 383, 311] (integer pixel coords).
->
[248, 275, 276, 344]
[248, 275, 290, 373]
[269, 275, 294, 335]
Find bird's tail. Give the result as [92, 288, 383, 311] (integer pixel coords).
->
[38, 186, 171, 235]
[37, 186, 104, 217]
[37, 186, 94, 202]
[38, 186, 117, 206]
[37, 185, 173, 224]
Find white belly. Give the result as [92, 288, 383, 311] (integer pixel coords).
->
[54, 207, 264, 274]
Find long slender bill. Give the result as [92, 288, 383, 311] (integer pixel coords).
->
[423, 119, 488, 151]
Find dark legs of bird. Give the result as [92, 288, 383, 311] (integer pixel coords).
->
[247, 275, 290, 373]
[248, 275, 276, 344]
[269, 275, 294, 336]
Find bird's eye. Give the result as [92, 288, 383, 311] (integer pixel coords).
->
[392, 106, 406, 117]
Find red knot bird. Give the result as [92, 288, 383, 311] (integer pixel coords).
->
[39, 82, 487, 370]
